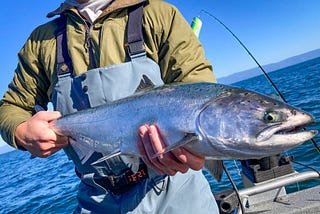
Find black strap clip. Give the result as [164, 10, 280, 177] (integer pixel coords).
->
[126, 2, 146, 58]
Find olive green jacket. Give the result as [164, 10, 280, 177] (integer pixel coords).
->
[0, 0, 215, 149]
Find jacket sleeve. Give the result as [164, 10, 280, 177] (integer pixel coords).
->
[143, 1, 216, 84]
[0, 30, 51, 149]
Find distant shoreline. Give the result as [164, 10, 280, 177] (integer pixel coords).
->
[217, 49, 320, 84]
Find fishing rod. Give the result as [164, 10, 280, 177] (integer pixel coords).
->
[196, 9, 320, 153]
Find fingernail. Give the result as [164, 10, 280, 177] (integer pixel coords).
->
[149, 125, 158, 134]
[139, 125, 148, 132]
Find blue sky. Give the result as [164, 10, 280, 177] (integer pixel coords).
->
[0, 0, 320, 147]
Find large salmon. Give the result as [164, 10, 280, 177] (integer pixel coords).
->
[51, 82, 318, 180]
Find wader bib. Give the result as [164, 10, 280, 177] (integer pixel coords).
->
[52, 4, 218, 214]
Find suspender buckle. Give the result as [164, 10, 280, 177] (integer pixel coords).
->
[127, 40, 146, 57]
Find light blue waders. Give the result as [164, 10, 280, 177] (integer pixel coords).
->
[51, 3, 218, 214]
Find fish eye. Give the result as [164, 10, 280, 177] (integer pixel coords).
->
[263, 111, 281, 123]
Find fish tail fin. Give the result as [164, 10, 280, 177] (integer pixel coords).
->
[204, 159, 224, 182]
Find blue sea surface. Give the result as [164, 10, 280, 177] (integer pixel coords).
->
[1, 58, 319, 213]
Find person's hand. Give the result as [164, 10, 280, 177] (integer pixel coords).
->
[15, 111, 68, 158]
[137, 124, 205, 176]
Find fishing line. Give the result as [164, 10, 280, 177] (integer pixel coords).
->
[233, 160, 242, 176]
[222, 161, 246, 214]
[198, 9, 320, 154]
[291, 159, 320, 176]
[291, 159, 320, 191]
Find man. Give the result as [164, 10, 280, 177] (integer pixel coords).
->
[0, 0, 219, 213]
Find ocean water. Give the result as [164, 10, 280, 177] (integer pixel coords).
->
[1, 57, 319, 213]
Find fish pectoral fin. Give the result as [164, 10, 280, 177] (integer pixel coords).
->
[91, 149, 122, 166]
[152, 133, 200, 158]
[204, 160, 224, 182]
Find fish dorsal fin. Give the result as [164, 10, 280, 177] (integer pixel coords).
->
[267, 93, 282, 101]
[204, 160, 224, 182]
[135, 75, 155, 92]
[152, 133, 200, 158]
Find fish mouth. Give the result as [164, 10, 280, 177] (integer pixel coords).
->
[256, 116, 318, 145]
[261, 130, 318, 149]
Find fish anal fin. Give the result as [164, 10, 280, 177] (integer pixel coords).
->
[91, 150, 141, 174]
[204, 160, 223, 182]
[152, 133, 200, 158]
[91, 149, 122, 166]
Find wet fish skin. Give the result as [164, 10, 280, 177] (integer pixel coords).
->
[51, 82, 318, 180]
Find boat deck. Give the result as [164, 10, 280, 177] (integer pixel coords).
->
[214, 171, 320, 214]
[245, 185, 320, 214]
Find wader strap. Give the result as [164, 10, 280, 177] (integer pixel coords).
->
[55, 3, 145, 76]
[55, 15, 73, 76]
[127, 2, 146, 57]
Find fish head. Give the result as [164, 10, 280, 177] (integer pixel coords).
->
[197, 86, 318, 159]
